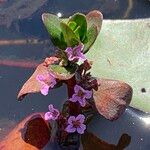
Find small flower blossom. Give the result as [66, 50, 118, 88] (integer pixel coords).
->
[44, 104, 60, 121]
[65, 114, 86, 134]
[69, 85, 92, 107]
[36, 72, 56, 96]
[65, 44, 86, 62]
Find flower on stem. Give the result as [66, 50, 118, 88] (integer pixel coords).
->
[65, 114, 86, 134]
[36, 72, 56, 96]
[65, 44, 86, 62]
[45, 104, 60, 121]
[69, 85, 92, 107]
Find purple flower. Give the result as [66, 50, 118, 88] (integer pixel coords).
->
[65, 114, 86, 134]
[44, 104, 60, 121]
[69, 85, 92, 107]
[65, 44, 86, 62]
[36, 72, 56, 96]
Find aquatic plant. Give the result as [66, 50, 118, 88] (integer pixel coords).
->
[17, 10, 132, 149]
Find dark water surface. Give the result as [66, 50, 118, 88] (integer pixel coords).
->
[0, 0, 150, 149]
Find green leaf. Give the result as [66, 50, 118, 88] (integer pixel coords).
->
[86, 19, 150, 112]
[48, 64, 77, 80]
[83, 25, 98, 53]
[42, 13, 66, 49]
[68, 21, 77, 31]
[68, 13, 87, 41]
[60, 22, 79, 47]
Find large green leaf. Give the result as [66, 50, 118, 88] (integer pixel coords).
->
[86, 19, 150, 112]
[42, 13, 66, 49]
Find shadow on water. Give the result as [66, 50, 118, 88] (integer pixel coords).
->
[0, 0, 150, 149]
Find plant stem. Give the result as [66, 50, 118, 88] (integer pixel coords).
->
[66, 76, 81, 116]
[57, 76, 81, 149]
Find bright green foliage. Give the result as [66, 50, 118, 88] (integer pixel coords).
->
[42, 13, 66, 49]
[42, 12, 102, 51]
[68, 13, 87, 41]
[60, 22, 79, 47]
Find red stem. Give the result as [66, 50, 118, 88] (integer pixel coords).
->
[66, 76, 81, 116]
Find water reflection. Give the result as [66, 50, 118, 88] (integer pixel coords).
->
[127, 108, 150, 127]
[141, 117, 150, 126]
[57, 12, 63, 18]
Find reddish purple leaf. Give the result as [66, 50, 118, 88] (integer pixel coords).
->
[86, 10, 103, 32]
[0, 113, 51, 150]
[17, 63, 48, 100]
[93, 79, 132, 120]
[17, 56, 59, 100]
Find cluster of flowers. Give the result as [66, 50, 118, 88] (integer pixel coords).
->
[36, 44, 93, 134]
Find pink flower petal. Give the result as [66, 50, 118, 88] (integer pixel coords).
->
[51, 109, 60, 120]
[68, 116, 76, 124]
[65, 44, 86, 62]
[75, 114, 85, 124]
[78, 98, 86, 107]
[77, 51, 86, 61]
[77, 124, 86, 134]
[74, 43, 84, 52]
[70, 94, 81, 102]
[36, 74, 45, 84]
[41, 85, 49, 96]
[44, 112, 53, 120]
[48, 104, 54, 111]
[65, 124, 76, 133]
[65, 47, 73, 54]
[85, 90, 92, 99]
[74, 85, 80, 93]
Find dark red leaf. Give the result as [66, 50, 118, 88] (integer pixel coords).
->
[0, 113, 51, 150]
[93, 78, 133, 120]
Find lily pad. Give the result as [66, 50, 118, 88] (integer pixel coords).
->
[86, 19, 150, 112]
